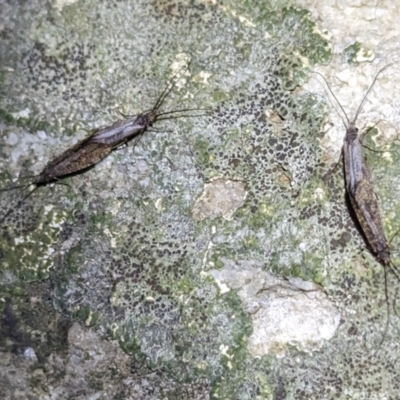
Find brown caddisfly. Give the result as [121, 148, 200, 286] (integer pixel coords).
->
[0, 69, 208, 223]
[314, 66, 400, 349]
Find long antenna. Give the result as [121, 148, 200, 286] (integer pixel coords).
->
[311, 70, 350, 127]
[352, 65, 390, 124]
[152, 64, 190, 112]
[156, 113, 209, 122]
[311, 65, 391, 127]
[156, 107, 211, 118]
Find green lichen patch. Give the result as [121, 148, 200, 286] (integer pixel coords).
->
[0, 201, 68, 284]
[344, 41, 374, 65]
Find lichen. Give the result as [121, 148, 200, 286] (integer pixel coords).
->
[1, 0, 400, 399]
[343, 42, 375, 66]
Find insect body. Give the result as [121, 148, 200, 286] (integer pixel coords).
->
[336, 67, 392, 268]
[0, 69, 207, 221]
[315, 66, 398, 349]
[34, 109, 176, 184]
[314, 67, 391, 262]
[343, 120, 391, 268]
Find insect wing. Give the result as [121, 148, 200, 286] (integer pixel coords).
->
[91, 116, 146, 145]
[347, 176, 390, 264]
[36, 138, 111, 184]
[343, 134, 370, 194]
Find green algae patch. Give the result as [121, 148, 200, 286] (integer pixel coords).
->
[246, 5, 332, 88]
[0, 206, 68, 284]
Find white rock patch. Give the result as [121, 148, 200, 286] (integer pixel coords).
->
[210, 260, 340, 358]
[192, 178, 247, 221]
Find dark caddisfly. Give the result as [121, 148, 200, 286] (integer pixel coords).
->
[314, 65, 399, 350]
[0, 69, 208, 223]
